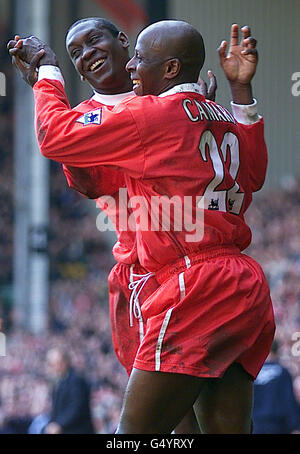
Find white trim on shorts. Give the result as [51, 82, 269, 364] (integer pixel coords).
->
[155, 272, 186, 371]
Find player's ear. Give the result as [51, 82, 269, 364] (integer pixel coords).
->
[164, 58, 181, 80]
[118, 32, 130, 49]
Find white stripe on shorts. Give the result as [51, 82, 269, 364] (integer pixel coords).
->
[178, 271, 186, 300]
[155, 307, 173, 371]
[155, 272, 187, 371]
[138, 317, 144, 343]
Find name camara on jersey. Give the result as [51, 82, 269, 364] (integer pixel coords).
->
[183, 99, 236, 124]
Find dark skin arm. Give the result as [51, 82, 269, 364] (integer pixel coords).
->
[218, 24, 258, 104]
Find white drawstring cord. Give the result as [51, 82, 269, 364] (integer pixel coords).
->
[128, 265, 154, 342]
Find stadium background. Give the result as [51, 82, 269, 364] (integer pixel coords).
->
[0, 0, 299, 433]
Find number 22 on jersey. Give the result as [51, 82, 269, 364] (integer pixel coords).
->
[199, 130, 244, 215]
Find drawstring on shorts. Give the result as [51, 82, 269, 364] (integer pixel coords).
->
[128, 265, 154, 343]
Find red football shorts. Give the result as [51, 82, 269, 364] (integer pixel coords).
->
[108, 262, 159, 376]
[133, 246, 275, 380]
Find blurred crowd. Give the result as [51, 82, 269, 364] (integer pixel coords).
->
[245, 178, 300, 388]
[0, 161, 128, 434]
[0, 25, 300, 433]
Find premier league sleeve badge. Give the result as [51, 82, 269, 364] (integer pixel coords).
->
[76, 108, 102, 126]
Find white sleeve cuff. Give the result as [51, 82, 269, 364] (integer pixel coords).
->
[38, 65, 65, 87]
[231, 98, 261, 125]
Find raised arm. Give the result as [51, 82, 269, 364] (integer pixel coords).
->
[218, 25, 267, 192]
[7, 35, 58, 87]
[218, 24, 258, 105]
[7, 37, 143, 175]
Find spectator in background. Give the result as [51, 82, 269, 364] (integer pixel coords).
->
[253, 339, 300, 434]
[43, 347, 95, 434]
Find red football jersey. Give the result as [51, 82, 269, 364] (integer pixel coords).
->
[61, 95, 138, 265]
[34, 79, 267, 272]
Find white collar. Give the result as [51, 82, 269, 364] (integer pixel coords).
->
[158, 83, 203, 97]
[92, 90, 134, 106]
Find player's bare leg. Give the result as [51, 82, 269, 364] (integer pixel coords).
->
[194, 362, 253, 434]
[117, 368, 204, 434]
[174, 408, 201, 434]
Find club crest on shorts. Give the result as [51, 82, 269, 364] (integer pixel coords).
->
[76, 108, 102, 126]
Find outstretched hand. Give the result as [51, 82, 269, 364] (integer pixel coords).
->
[198, 70, 217, 101]
[218, 24, 258, 86]
[218, 24, 257, 104]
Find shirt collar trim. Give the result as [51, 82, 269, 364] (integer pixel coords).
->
[158, 83, 204, 98]
[92, 90, 134, 106]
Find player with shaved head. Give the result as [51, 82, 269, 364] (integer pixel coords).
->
[8, 20, 274, 433]
[8, 17, 219, 434]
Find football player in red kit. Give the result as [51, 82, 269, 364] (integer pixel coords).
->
[62, 19, 154, 378]
[9, 18, 217, 433]
[9, 18, 152, 377]
[62, 19, 216, 386]
[9, 21, 275, 433]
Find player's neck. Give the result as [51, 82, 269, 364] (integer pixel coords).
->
[94, 79, 133, 96]
[158, 77, 198, 97]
